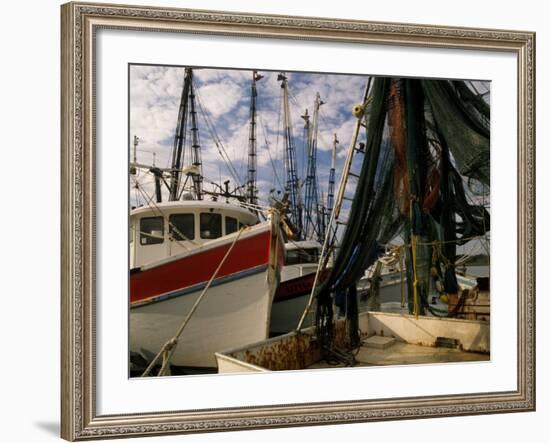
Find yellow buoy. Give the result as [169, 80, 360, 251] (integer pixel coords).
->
[352, 104, 364, 118]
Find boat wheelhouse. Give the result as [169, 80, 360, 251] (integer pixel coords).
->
[130, 200, 258, 269]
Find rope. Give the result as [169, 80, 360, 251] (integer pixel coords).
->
[141, 226, 247, 377]
[411, 235, 420, 318]
[415, 234, 486, 246]
[398, 246, 406, 308]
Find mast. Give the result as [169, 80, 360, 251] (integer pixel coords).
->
[326, 133, 338, 220]
[247, 71, 263, 206]
[313, 93, 325, 241]
[278, 73, 302, 239]
[188, 78, 203, 200]
[168, 68, 203, 201]
[303, 92, 324, 242]
[169, 68, 193, 201]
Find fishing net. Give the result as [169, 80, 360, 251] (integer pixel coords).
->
[422, 80, 490, 185]
[315, 77, 491, 351]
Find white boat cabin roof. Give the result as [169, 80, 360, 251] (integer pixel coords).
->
[130, 199, 258, 223]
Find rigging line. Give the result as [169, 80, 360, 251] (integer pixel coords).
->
[194, 87, 241, 186]
[257, 112, 284, 191]
[318, 106, 334, 127]
[235, 105, 248, 184]
[132, 185, 142, 207]
[288, 87, 314, 179]
[289, 87, 333, 150]
[193, 83, 244, 189]
[271, 87, 284, 192]
[287, 87, 307, 114]
[414, 234, 488, 247]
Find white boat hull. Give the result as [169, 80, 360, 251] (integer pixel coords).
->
[130, 267, 274, 367]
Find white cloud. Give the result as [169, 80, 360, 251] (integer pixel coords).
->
[195, 80, 243, 119]
[130, 65, 371, 206]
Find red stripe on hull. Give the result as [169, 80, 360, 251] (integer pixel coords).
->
[131, 230, 271, 303]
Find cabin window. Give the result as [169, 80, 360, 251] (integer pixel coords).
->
[225, 216, 238, 235]
[200, 213, 222, 239]
[285, 248, 319, 265]
[169, 214, 195, 241]
[140, 216, 164, 245]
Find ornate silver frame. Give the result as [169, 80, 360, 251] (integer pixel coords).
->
[61, 2, 536, 440]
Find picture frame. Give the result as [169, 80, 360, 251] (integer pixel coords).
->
[61, 1, 535, 440]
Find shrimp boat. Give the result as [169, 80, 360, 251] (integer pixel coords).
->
[129, 68, 285, 369]
[130, 201, 284, 368]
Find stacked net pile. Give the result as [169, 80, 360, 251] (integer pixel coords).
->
[315, 77, 490, 353]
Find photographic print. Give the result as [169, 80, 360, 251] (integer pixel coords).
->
[128, 66, 491, 377]
[61, 3, 535, 439]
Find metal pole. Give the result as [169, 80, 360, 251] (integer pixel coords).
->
[278, 73, 302, 239]
[188, 78, 203, 200]
[295, 81, 370, 331]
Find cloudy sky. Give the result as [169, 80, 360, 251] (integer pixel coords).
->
[129, 64, 369, 207]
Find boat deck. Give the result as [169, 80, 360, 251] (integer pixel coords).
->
[307, 340, 489, 370]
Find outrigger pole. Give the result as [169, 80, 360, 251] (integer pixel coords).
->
[295, 80, 371, 332]
[326, 133, 338, 227]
